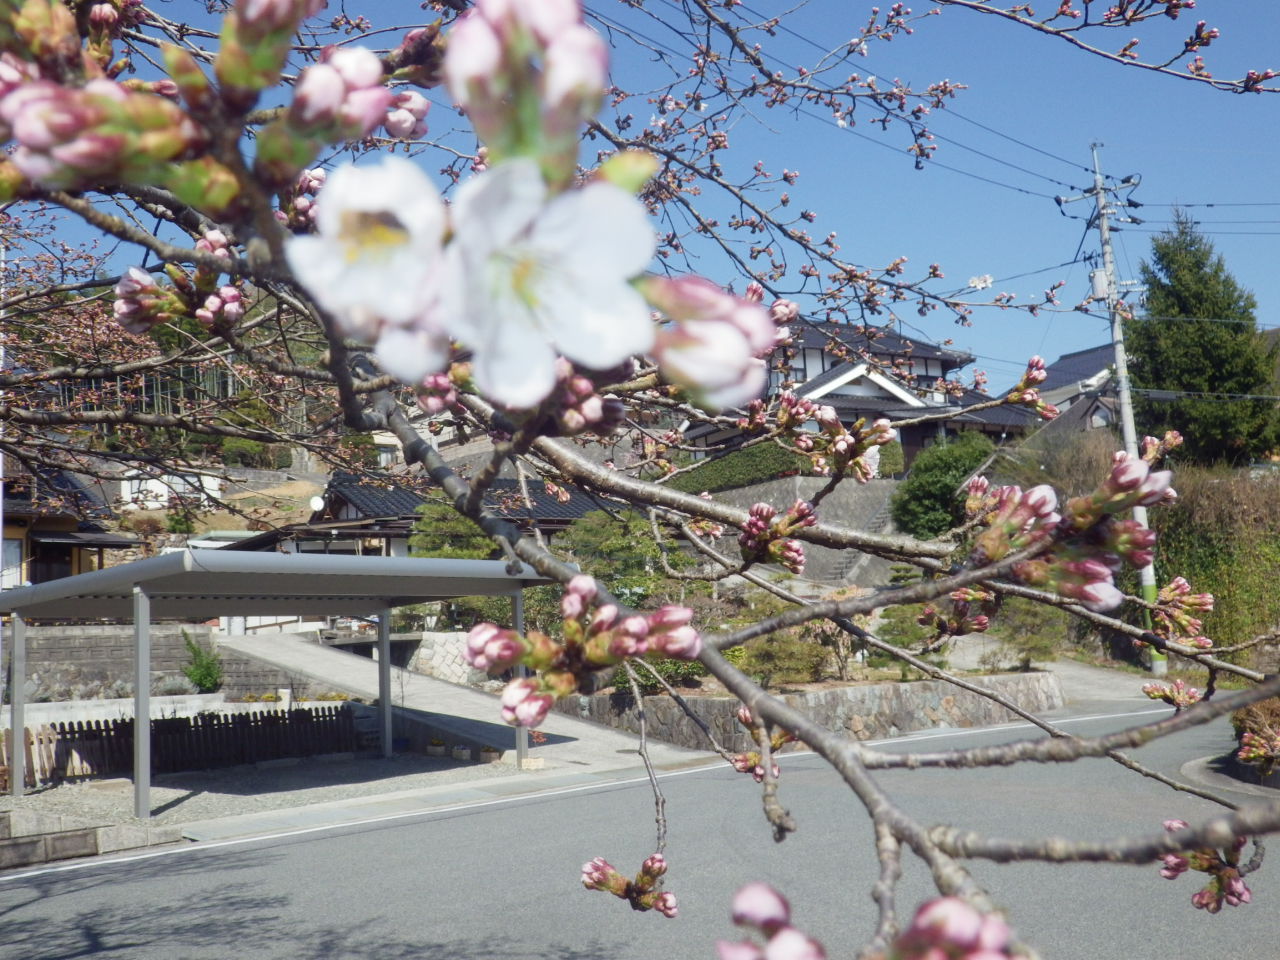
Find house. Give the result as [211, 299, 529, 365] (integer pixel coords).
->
[1, 465, 137, 587]
[220, 470, 603, 556]
[1038, 343, 1116, 429]
[692, 321, 1039, 466]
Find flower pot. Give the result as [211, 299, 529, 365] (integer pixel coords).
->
[451, 745, 473, 762]
[426, 744, 446, 757]
[479, 750, 503, 764]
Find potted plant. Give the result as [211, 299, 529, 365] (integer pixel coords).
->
[451, 744, 473, 762]
[479, 745, 502, 763]
[426, 738, 447, 757]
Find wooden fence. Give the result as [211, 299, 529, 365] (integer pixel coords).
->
[0, 705, 356, 790]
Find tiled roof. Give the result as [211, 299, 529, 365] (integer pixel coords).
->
[3, 466, 113, 520]
[328, 471, 430, 517]
[1040, 344, 1113, 393]
[786, 321, 973, 367]
[326, 471, 599, 524]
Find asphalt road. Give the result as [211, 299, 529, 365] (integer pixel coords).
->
[1, 705, 1273, 960]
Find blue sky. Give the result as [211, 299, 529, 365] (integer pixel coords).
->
[652, 0, 1280, 389]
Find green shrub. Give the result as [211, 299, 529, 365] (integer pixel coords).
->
[890, 432, 994, 538]
[181, 631, 223, 693]
[739, 634, 826, 689]
[878, 440, 905, 477]
[986, 597, 1067, 670]
[668, 443, 812, 494]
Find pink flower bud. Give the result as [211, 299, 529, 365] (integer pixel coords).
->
[763, 927, 825, 960]
[1078, 580, 1124, 612]
[716, 942, 765, 960]
[327, 46, 385, 89]
[499, 677, 553, 727]
[567, 574, 598, 602]
[732, 883, 791, 935]
[908, 897, 983, 949]
[653, 624, 702, 660]
[652, 891, 679, 918]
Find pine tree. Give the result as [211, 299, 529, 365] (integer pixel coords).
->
[1126, 214, 1280, 465]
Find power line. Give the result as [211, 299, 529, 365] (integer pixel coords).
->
[1137, 201, 1280, 208]
[732, 0, 1090, 195]
[1133, 388, 1280, 403]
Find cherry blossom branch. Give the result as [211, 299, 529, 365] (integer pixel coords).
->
[622, 662, 668, 855]
[937, 1, 1278, 93]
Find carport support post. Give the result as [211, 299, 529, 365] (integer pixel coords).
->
[9, 611, 25, 796]
[513, 592, 528, 769]
[133, 585, 151, 819]
[378, 608, 392, 758]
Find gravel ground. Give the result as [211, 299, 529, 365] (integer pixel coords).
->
[0, 752, 521, 828]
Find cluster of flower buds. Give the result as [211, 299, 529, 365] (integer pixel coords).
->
[1, 77, 203, 190]
[384, 24, 446, 88]
[383, 89, 430, 140]
[581, 853, 677, 917]
[645, 275, 774, 412]
[289, 47, 391, 140]
[775, 392, 817, 432]
[83, 0, 145, 68]
[917, 587, 998, 641]
[738, 500, 815, 575]
[112, 267, 187, 335]
[1237, 728, 1280, 776]
[553, 359, 626, 436]
[888, 897, 1015, 960]
[1004, 356, 1059, 420]
[445, 0, 606, 185]
[1150, 576, 1215, 649]
[415, 371, 460, 415]
[194, 285, 245, 327]
[216, 0, 328, 105]
[1065, 452, 1175, 529]
[967, 452, 1180, 613]
[969, 474, 1169, 613]
[1159, 819, 1252, 913]
[718, 883, 826, 960]
[793, 407, 896, 483]
[735, 398, 769, 433]
[970, 484, 1061, 565]
[276, 167, 325, 230]
[255, 46, 392, 187]
[1013, 549, 1124, 613]
[728, 705, 796, 782]
[1142, 678, 1203, 711]
[465, 575, 702, 727]
[1140, 430, 1184, 464]
[687, 491, 725, 540]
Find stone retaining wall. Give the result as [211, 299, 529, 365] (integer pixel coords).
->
[553, 672, 1064, 751]
[407, 631, 487, 686]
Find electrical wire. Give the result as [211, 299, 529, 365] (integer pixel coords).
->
[736, 0, 1093, 187]
[1132, 388, 1280, 402]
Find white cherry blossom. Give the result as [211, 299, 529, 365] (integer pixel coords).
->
[440, 158, 656, 408]
[284, 156, 446, 338]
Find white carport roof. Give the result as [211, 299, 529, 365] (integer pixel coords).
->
[1, 551, 552, 817]
[0, 549, 552, 620]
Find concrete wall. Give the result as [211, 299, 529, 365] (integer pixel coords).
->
[711, 477, 898, 585]
[553, 672, 1064, 751]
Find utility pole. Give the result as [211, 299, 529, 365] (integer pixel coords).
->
[1059, 147, 1163, 674]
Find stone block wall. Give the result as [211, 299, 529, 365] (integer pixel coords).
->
[553, 672, 1064, 751]
[9, 624, 214, 702]
[407, 631, 489, 686]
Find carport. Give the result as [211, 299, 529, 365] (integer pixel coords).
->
[0, 550, 550, 818]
